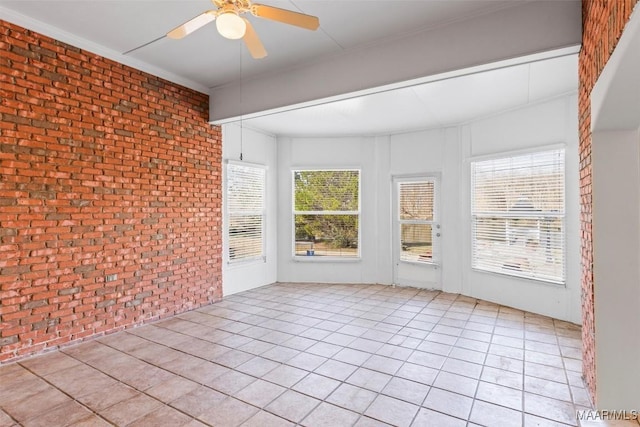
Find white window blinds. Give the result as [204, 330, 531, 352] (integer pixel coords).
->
[398, 180, 436, 263]
[226, 163, 265, 262]
[293, 170, 360, 258]
[471, 149, 565, 283]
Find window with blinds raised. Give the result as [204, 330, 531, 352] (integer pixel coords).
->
[226, 162, 265, 263]
[293, 170, 360, 258]
[398, 179, 437, 263]
[471, 149, 565, 284]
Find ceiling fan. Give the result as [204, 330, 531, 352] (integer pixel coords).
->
[167, 0, 320, 59]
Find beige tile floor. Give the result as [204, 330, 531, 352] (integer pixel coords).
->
[0, 282, 606, 426]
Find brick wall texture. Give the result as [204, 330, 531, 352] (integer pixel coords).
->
[0, 20, 222, 363]
[579, 0, 638, 405]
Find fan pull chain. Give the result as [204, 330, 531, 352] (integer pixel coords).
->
[239, 41, 244, 161]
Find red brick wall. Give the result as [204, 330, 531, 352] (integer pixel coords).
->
[0, 20, 222, 363]
[579, 0, 638, 404]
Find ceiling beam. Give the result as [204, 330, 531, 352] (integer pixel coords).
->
[209, 1, 581, 123]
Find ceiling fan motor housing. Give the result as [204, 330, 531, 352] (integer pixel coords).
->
[170, 0, 319, 59]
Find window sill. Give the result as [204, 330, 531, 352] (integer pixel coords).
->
[470, 267, 565, 287]
[292, 256, 361, 263]
[400, 260, 440, 268]
[227, 257, 267, 269]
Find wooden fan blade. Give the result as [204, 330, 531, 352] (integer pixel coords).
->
[243, 18, 267, 59]
[167, 10, 216, 39]
[251, 4, 319, 30]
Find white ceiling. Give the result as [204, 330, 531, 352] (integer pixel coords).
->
[240, 53, 578, 137]
[0, 0, 580, 136]
[0, 0, 516, 90]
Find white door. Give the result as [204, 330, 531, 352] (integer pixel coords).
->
[392, 176, 441, 289]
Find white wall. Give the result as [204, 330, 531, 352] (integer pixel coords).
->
[590, 6, 640, 409]
[222, 124, 278, 295]
[276, 136, 380, 284]
[224, 95, 581, 323]
[592, 129, 640, 410]
[276, 132, 451, 288]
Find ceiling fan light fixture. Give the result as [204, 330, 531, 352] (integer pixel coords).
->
[167, 1, 319, 59]
[216, 12, 247, 39]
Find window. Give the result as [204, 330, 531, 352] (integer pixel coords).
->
[226, 162, 266, 263]
[471, 149, 565, 283]
[397, 179, 438, 263]
[293, 170, 360, 258]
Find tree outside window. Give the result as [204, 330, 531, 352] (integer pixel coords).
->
[293, 170, 360, 258]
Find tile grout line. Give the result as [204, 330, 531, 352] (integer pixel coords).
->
[17, 361, 117, 427]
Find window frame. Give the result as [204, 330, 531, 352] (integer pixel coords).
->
[395, 175, 440, 266]
[291, 168, 362, 261]
[470, 146, 566, 285]
[225, 160, 267, 265]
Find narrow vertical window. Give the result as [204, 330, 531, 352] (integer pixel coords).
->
[471, 149, 565, 283]
[293, 170, 360, 258]
[398, 179, 437, 263]
[226, 162, 266, 263]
